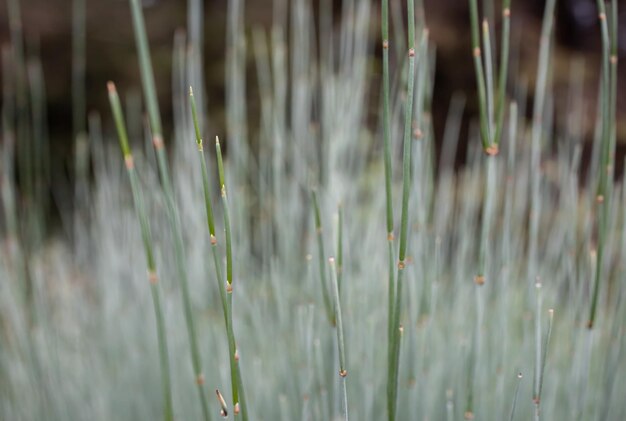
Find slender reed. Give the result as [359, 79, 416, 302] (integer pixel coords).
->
[191, 86, 248, 419]
[387, 0, 417, 418]
[482, 20, 495, 137]
[215, 135, 248, 419]
[72, 0, 86, 138]
[330, 257, 348, 420]
[336, 205, 344, 294]
[381, 0, 396, 352]
[528, 0, 556, 284]
[107, 82, 173, 421]
[468, 0, 491, 149]
[494, 0, 511, 146]
[508, 373, 522, 421]
[311, 190, 335, 325]
[533, 280, 554, 421]
[127, 0, 211, 418]
[469, 0, 512, 151]
[588, 0, 618, 329]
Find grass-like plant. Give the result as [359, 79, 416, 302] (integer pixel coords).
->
[1, 1, 626, 420]
[127, 0, 211, 418]
[107, 81, 174, 421]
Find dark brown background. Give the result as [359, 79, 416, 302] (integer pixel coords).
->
[0, 0, 625, 178]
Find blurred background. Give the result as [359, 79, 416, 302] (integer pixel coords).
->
[0, 0, 625, 221]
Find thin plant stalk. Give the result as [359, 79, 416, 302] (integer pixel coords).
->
[532, 283, 553, 421]
[215, 136, 248, 419]
[468, 0, 491, 149]
[588, 0, 618, 329]
[387, 0, 417, 418]
[470, 0, 512, 150]
[528, 0, 556, 285]
[482, 20, 495, 137]
[192, 86, 248, 419]
[127, 1, 211, 418]
[508, 373, 523, 421]
[494, 0, 512, 146]
[381, 0, 397, 384]
[72, 0, 86, 138]
[311, 190, 335, 325]
[107, 82, 173, 421]
[538, 309, 554, 402]
[330, 257, 348, 421]
[533, 281, 543, 412]
[336, 205, 344, 294]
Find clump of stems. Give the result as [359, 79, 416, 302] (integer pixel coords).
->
[191, 88, 244, 418]
[468, 0, 511, 153]
[127, 0, 210, 418]
[387, 0, 419, 418]
[468, 0, 512, 283]
[107, 81, 173, 421]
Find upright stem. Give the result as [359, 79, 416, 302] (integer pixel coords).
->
[312, 190, 335, 325]
[468, 0, 491, 149]
[388, 1, 417, 418]
[108, 82, 173, 421]
[494, 0, 511, 146]
[381, 1, 397, 395]
[215, 136, 248, 419]
[330, 257, 348, 420]
[588, 0, 618, 329]
[127, 1, 211, 418]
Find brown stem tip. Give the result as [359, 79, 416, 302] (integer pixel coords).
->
[148, 270, 158, 285]
[473, 47, 481, 57]
[124, 155, 134, 170]
[196, 373, 205, 385]
[152, 134, 164, 150]
[383, 40, 389, 49]
[408, 48, 415, 57]
[464, 411, 475, 420]
[484, 144, 499, 156]
[339, 369, 348, 378]
[474, 275, 485, 286]
[216, 389, 228, 417]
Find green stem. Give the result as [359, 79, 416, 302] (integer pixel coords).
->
[588, 0, 616, 329]
[127, 1, 211, 417]
[494, 0, 511, 145]
[311, 190, 335, 325]
[468, 0, 491, 149]
[215, 136, 248, 419]
[330, 257, 348, 420]
[108, 82, 173, 421]
[388, 2, 418, 418]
